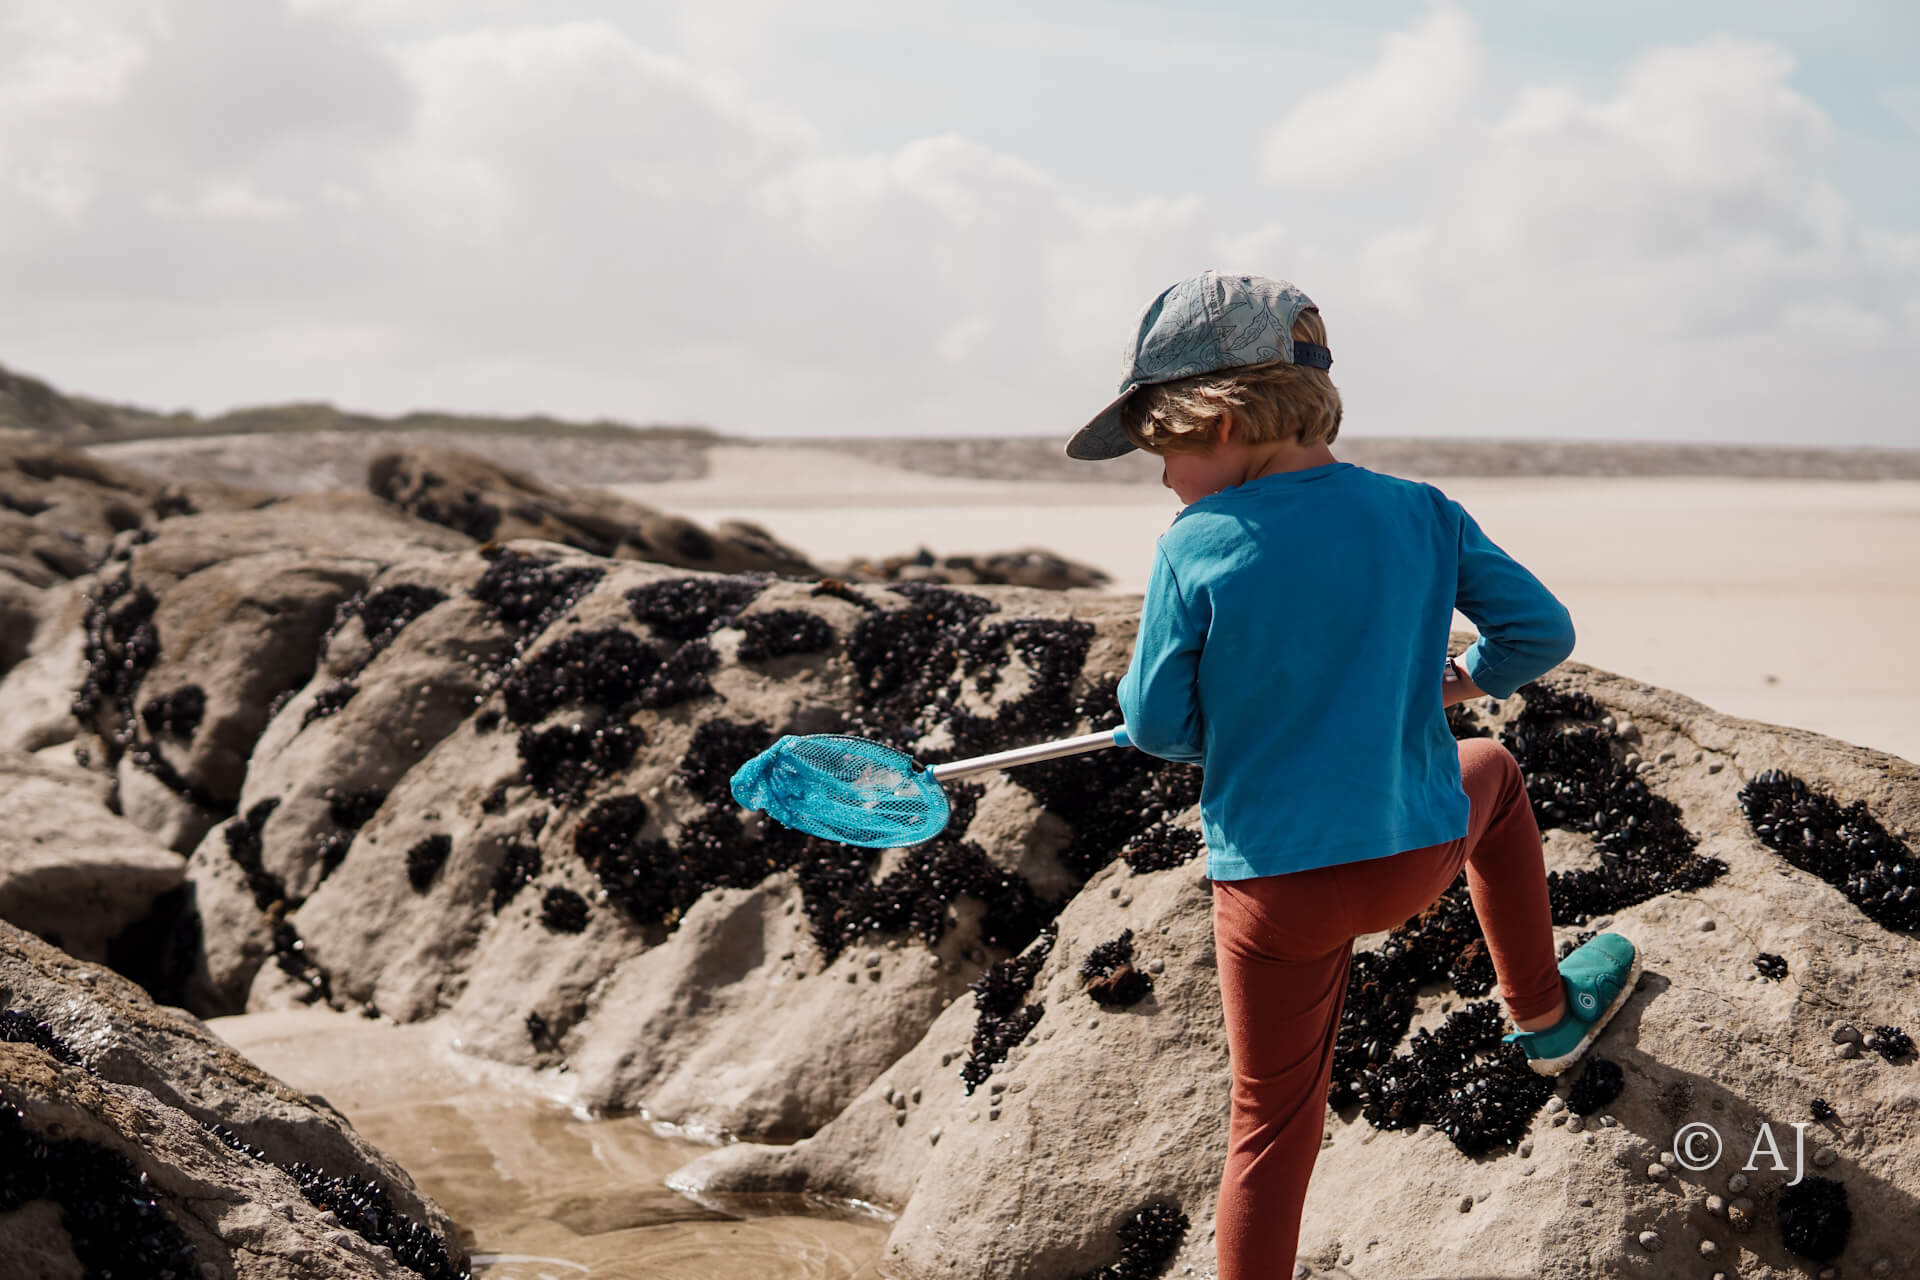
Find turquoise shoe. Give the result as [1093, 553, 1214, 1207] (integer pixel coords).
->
[1502, 933, 1642, 1076]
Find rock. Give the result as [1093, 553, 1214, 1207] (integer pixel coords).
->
[1646, 1163, 1670, 1182]
[368, 446, 817, 575]
[1836, 1041, 1860, 1060]
[0, 581, 89, 753]
[1699, 1239, 1719, 1258]
[1727, 1173, 1749, 1193]
[1706, 1194, 1725, 1216]
[1832, 1021, 1861, 1044]
[832, 546, 1111, 592]
[0, 751, 185, 964]
[0, 921, 465, 1277]
[1637, 1230, 1664, 1252]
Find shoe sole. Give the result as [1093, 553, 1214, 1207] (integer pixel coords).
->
[1525, 951, 1643, 1077]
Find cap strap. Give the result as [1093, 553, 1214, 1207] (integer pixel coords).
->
[1292, 341, 1332, 370]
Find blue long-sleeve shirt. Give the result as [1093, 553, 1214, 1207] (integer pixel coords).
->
[1116, 460, 1575, 881]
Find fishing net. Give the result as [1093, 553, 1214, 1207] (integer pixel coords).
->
[730, 734, 952, 848]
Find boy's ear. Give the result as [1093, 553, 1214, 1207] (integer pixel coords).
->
[1216, 410, 1237, 446]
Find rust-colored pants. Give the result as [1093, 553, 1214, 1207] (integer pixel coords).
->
[1209, 738, 1563, 1278]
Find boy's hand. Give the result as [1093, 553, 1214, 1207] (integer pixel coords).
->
[1442, 657, 1485, 708]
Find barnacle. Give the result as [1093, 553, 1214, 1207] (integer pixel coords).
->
[302, 681, 358, 728]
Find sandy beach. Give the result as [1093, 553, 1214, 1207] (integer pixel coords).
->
[620, 445, 1920, 765]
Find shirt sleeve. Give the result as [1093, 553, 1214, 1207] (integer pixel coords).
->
[1448, 497, 1577, 699]
[1116, 541, 1207, 763]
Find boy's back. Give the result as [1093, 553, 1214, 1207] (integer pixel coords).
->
[1117, 459, 1574, 880]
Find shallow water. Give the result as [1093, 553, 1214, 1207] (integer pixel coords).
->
[210, 1010, 890, 1279]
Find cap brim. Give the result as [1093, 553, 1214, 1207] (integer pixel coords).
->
[1065, 385, 1138, 460]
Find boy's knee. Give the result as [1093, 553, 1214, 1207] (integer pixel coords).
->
[1460, 737, 1522, 786]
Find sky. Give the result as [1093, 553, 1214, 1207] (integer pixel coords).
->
[0, 0, 1916, 445]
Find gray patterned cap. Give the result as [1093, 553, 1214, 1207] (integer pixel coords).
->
[1066, 270, 1331, 461]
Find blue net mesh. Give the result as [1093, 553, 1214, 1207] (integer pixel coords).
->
[730, 734, 953, 848]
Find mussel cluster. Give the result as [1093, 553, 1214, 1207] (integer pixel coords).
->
[963, 925, 1056, 1093]
[736, 608, 837, 662]
[539, 886, 590, 934]
[1777, 1174, 1851, 1261]
[1566, 1057, 1623, 1116]
[316, 787, 387, 876]
[406, 834, 452, 891]
[301, 679, 359, 727]
[1737, 768, 1920, 932]
[626, 575, 762, 642]
[516, 721, 644, 804]
[679, 718, 778, 805]
[72, 572, 159, 734]
[1355, 1000, 1550, 1155]
[489, 839, 543, 912]
[1071, 1201, 1190, 1280]
[470, 548, 603, 641]
[1121, 823, 1202, 873]
[1080, 929, 1152, 1008]
[140, 684, 205, 741]
[1754, 952, 1789, 982]
[355, 583, 448, 658]
[1329, 677, 1724, 1149]
[2, 1101, 199, 1279]
[205, 1122, 468, 1280]
[1500, 682, 1726, 922]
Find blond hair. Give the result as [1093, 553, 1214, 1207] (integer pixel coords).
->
[1121, 309, 1341, 455]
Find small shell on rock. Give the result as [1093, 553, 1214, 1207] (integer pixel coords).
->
[1638, 1230, 1665, 1253]
[929, 1128, 941, 1146]
[1545, 1096, 1565, 1114]
[1708, 761, 1724, 773]
[1658, 1150, 1675, 1167]
[1518, 1141, 1533, 1158]
[1551, 1112, 1567, 1127]
[1567, 1115, 1584, 1132]
[1706, 1194, 1726, 1216]
[1727, 1173, 1749, 1193]
[1647, 1164, 1671, 1182]
[1458, 1196, 1473, 1213]
[1146, 959, 1165, 974]
[1601, 1115, 1619, 1128]
[893, 1111, 907, 1127]
[1583, 1134, 1595, 1146]
[1577, 1196, 1593, 1208]
[1699, 1240, 1719, 1258]
[1698, 918, 1716, 931]
[1813, 1148, 1836, 1168]
[1832, 1022, 1862, 1044]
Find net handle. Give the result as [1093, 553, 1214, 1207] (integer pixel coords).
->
[926, 726, 1131, 782]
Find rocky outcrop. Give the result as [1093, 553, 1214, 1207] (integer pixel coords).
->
[0, 920, 467, 1278]
[832, 546, 1111, 591]
[368, 446, 818, 576]
[104, 521, 1909, 1278]
[4, 439, 1918, 1277]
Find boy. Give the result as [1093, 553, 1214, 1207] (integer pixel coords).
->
[1066, 271, 1639, 1278]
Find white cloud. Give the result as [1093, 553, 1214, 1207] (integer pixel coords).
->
[1260, 5, 1482, 186]
[0, 3, 1913, 447]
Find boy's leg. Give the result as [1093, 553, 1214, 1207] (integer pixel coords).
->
[1210, 875, 1355, 1279]
[1331, 737, 1563, 1022]
[1455, 737, 1564, 1024]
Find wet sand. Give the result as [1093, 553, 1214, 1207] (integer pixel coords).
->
[619, 446, 1920, 765]
[211, 1010, 888, 1280]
